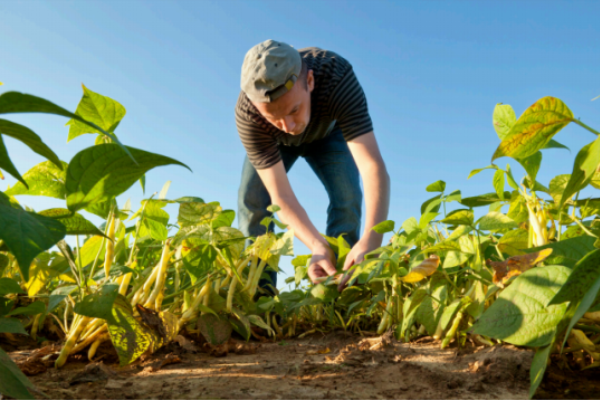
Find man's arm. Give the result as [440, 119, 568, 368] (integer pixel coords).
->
[343, 131, 390, 270]
[255, 162, 337, 281]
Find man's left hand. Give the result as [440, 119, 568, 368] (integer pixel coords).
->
[337, 238, 375, 292]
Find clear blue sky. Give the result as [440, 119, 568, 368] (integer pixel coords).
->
[2, 0, 599, 289]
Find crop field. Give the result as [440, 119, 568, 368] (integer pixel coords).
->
[1, 85, 600, 399]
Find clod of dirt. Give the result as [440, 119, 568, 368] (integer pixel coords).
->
[68, 362, 121, 386]
[175, 334, 200, 353]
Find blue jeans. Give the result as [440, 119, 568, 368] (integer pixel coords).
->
[237, 128, 362, 289]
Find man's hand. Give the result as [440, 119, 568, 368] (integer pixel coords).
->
[337, 237, 377, 292]
[307, 243, 337, 283]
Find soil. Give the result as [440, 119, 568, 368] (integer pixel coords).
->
[8, 332, 539, 400]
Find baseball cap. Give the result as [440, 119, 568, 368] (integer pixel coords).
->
[241, 39, 302, 103]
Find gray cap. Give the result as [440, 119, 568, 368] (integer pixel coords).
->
[241, 39, 302, 103]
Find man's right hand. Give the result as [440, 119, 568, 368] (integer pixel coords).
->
[307, 243, 337, 283]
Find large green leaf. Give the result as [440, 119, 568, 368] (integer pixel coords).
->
[182, 242, 218, 284]
[0, 198, 66, 280]
[66, 84, 126, 141]
[371, 220, 395, 234]
[0, 134, 26, 187]
[0, 347, 35, 399]
[493, 103, 517, 140]
[74, 284, 119, 324]
[0, 118, 62, 179]
[5, 161, 68, 199]
[492, 97, 574, 161]
[65, 144, 191, 212]
[7, 301, 45, 317]
[543, 139, 570, 151]
[416, 282, 447, 335]
[548, 249, 600, 350]
[524, 236, 597, 269]
[477, 211, 517, 231]
[0, 91, 123, 146]
[0, 277, 25, 296]
[0, 318, 28, 334]
[421, 194, 442, 214]
[471, 265, 570, 346]
[38, 208, 106, 237]
[559, 135, 600, 208]
[77, 235, 106, 268]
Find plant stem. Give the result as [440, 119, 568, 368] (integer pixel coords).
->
[75, 235, 85, 295]
[574, 119, 600, 136]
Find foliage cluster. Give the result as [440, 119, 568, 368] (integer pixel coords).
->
[0, 85, 599, 399]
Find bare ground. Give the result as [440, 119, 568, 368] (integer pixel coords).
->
[7, 332, 539, 400]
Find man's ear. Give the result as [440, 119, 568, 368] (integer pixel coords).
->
[307, 70, 315, 93]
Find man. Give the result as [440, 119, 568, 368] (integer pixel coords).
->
[236, 39, 390, 290]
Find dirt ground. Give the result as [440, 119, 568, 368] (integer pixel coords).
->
[6, 331, 542, 400]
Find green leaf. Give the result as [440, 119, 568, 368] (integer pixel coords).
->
[198, 314, 232, 345]
[442, 250, 471, 269]
[425, 180, 446, 193]
[0, 199, 66, 280]
[549, 249, 600, 306]
[212, 210, 235, 229]
[7, 301, 45, 317]
[425, 240, 462, 253]
[529, 342, 553, 399]
[0, 134, 27, 187]
[74, 284, 119, 324]
[497, 229, 528, 256]
[516, 151, 542, 183]
[0, 91, 124, 147]
[0, 118, 62, 175]
[493, 103, 516, 140]
[371, 220, 395, 234]
[445, 190, 462, 203]
[107, 295, 158, 366]
[523, 236, 597, 269]
[467, 165, 498, 180]
[66, 85, 126, 141]
[182, 243, 218, 284]
[421, 194, 442, 214]
[460, 192, 511, 208]
[559, 135, 600, 208]
[548, 249, 600, 351]
[543, 139, 570, 151]
[247, 315, 276, 337]
[471, 265, 570, 346]
[418, 212, 438, 230]
[492, 97, 574, 161]
[0, 347, 35, 399]
[38, 208, 105, 237]
[77, 236, 106, 268]
[492, 170, 505, 201]
[441, 209, 473, 226]
[549, 174, 571, 205]
[507, 193, 529, 224]
[66, 144, 191, 212]
[416, 283, 447, 335]
[505, 164, 520, 190]
[0, 317, 27, 334]
[401, 217, 419, 234]
[477, 212, 517, 231]
[0, 277, 25, 296]
[440, 299, 463, 330]
[178, 201, 220, 228]
[446, 225, 472, 241]
[5, 161, 68, 199]
[309, 284, 340, 303]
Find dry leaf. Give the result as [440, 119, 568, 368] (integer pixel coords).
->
[401, 255, 440, 283]
[306, 347, 331, 355]
[487, 248, 553, 286]
[147, 353, 182, 372]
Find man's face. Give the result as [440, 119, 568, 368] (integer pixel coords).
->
[253, 70, 314, 136]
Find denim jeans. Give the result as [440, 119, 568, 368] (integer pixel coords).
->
[237, 128, 362, 289]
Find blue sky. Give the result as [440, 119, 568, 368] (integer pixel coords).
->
[1, 0, 599, 289]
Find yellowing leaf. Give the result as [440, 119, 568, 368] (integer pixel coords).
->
[492, 97, 574, 161]
[26, 259, 51, 297]
[402, 255, 440, 283]
[487, 248, 553, 286]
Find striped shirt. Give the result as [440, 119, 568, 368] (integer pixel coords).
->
[235, 47, 373, 169]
